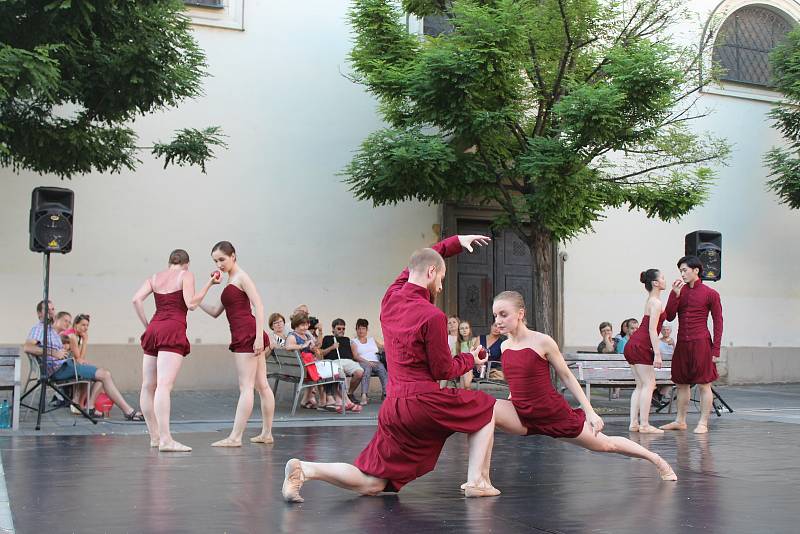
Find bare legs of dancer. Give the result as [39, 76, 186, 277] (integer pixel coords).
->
[91, 367, 137, 417]
[140, 352, 190, 452]
[212, 353, 275, 447]
[629, 364, 663, 433]
[282, 416, 500, 502]
[661, 383, 712, 434]
[493, 400, 676, 480]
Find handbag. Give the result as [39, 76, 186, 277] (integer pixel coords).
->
[300, 351, 321, 381]
[316, 360, 342, 380]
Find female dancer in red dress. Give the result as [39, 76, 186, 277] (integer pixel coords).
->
[201, 241, 275, 447]
[133, 249, 216, 452]
[624, 269, 667, 433]
[491, 291, 677, 481]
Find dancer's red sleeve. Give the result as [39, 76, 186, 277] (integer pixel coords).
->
[665, 291, 679, 322]
[382, 236, 463, 305]
[709, 291, 723, 357]
[424, 313, 473, 380]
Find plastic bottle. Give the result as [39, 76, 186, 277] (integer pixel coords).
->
[0, 400, 10, 429]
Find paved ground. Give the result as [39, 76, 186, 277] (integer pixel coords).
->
[7, 383, 800, 437]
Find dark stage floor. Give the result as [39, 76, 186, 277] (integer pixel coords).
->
[2, 418, 798, 533]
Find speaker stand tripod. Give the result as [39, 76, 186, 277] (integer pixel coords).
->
[18, 252, 97, 429]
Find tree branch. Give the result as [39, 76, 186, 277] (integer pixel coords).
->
[609, 155, 720, 182]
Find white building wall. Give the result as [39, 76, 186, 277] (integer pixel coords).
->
[0, 1, 440, 347]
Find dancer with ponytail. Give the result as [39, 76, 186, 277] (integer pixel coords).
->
[624, 269, 667, 433]
[200, 241, 275, 447]
[133, 249, 216, 452]
[491, 291, 677, 481]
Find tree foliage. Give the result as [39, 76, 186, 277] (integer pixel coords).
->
[343, 0, 729, 243]
[766, 26, 800, 209]
[0, 0, 226, 178]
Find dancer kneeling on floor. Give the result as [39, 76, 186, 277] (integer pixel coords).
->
[490, 291, 677, 481]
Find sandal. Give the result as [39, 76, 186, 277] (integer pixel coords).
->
[300, 401, 317, 409]
[318, 404, 339, 412]
[345, 402, 363, 413]
[125, 410, 145, 422]
[88, 409, 105, 419]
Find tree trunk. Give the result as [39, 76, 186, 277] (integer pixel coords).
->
[528, 223, 554, 336]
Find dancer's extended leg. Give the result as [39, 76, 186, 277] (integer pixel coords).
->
[140, 355, 159, 446]
[632, 364, 662, 433]
[250, 354, 275, 444]
[282, 459, 387, 503]
[560, 422, 676, 480]
[213, 352, 257, 447]
[694, 383, 713, 434]
[660, 383, 690, 431]
[464, 414, 500, 497]
[154, 351, 190, 452]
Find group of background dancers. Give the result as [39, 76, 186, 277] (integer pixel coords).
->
[131, 234, 722, 498]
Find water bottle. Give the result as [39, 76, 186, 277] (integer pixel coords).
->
[0, 400, 10, 429]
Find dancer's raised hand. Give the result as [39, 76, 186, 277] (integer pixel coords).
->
[471, 345, 488, 366]
[210, 270, 222, 285]
[671, 279, 684, 296]
[458, 234, 491, 252]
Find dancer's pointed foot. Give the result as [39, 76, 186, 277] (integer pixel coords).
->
[282, 459, 305, 503]
[639, 425, 665, 434]
[656, 458, 678, 481]
[693, 423, 709, 434]
[211, 437, 242, 447]
[159, 440, 192, 452]
[659, 421, 687, 431]
[464, 484, 501, 498]
[250, 433, 274, 444]
[628, 424, 639, 432]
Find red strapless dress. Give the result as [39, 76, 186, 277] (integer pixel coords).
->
[502, 347, 585, 438]
[221, 284, 269, 353]
[140, 290, 190, 357]
[623, 312, 666, 365]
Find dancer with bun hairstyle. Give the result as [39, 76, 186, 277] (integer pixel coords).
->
[133, 249, 217, 452]
[200, 241, 275, 447]
[490, 291, 677, 481]
[624, 269, 667, 433]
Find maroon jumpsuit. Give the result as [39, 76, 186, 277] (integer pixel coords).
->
[624, 312, 666, 365]
[221, 284, 269, 353]
[665, 280, 723, 384]
[353, 236, 496, 492]
[141, 282, 190, 357]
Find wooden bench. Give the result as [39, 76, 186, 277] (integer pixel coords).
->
[0, 346, 21, 430]
[267, 348, 347, 416]
[563, 352, 673, 398]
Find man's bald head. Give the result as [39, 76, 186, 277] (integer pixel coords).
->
[409, 248, 445, 274]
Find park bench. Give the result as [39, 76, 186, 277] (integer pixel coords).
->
[267, 348, 347, 416]
[562, 352, 673, 399]
[0, 346, 21, 430]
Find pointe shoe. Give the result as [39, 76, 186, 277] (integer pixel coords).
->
[639, 425, 665, 434]
[460, 482, 468, 491]
[659, 467, 678, 481]
[159, 441, 192, 453]
[693, 424, 709, 434]
[250, 434, 275, 444]
[211, 438, 242, 447]
[464, 485, 501, 498]
[659, 421, 688, 431]
[282, 459, 306, 503]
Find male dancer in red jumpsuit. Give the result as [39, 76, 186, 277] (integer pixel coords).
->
[282, 235, 497, 502]
[660, 255, 723, 434]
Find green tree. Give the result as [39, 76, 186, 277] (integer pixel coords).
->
[343, 0, 729, 334]
[0, 0, 225, 178]
[766, 26, 800, 209]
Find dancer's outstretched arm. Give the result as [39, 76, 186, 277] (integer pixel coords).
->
[200, 300, 225, 318]
[543, 336, 604, 435]
[188, 271, 219, 310]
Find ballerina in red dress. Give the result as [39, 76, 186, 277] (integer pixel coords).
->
[491, 290, 677, 481]
[624, 269, 667, 433]
[200, 241, 275, 447]
[132, 249, 217, 452]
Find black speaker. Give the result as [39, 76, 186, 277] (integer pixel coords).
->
[685, 230, 721, 281]
[29, 187, 74, 253]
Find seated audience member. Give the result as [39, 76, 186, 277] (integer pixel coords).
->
[24, 300, 143, 420]
[612, 318, 638, 400]
[352, 318, 387, 405]
[457, 320, 480, 389]
[63, 313, 94, 412]
[286, 312, 321, 409]
[597, 321, 615, 353]
[447, 315, 460, 356]
[309, 316, 323, 343]
[478, 323, 506, 380]
[320, 319, 364, 412]
[659, 324, 675, 358]
[268, 313, 288, 347]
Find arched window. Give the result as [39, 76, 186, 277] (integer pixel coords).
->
[713, 6, 793, 87]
